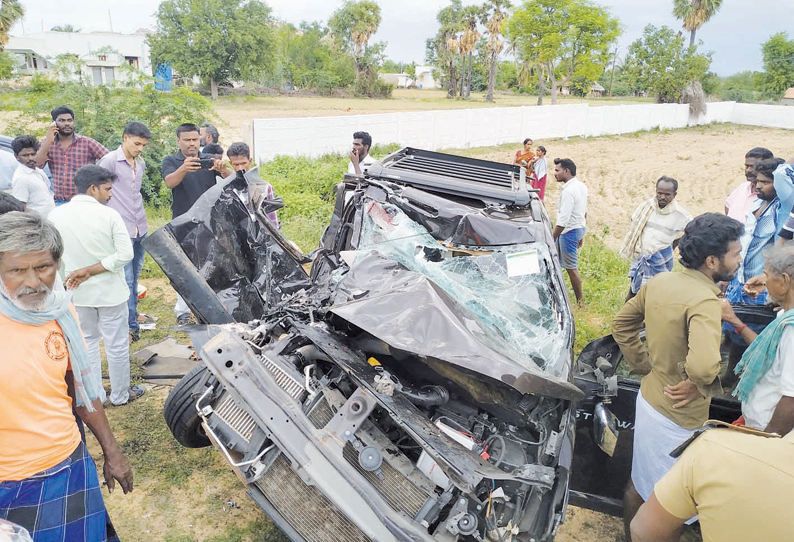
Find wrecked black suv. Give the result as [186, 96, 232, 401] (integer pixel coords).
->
[149, 148, 586, 541]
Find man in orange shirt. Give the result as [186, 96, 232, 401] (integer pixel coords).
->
[0, 212, 133, 541]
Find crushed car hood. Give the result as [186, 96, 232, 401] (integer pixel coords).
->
[330, 251, 583, 400]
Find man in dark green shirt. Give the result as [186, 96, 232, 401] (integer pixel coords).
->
[612, 212, 744, 541]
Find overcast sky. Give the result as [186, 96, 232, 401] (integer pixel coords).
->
[11, 0, 794, 76]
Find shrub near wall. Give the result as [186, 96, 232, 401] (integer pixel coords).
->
[3, 82, 213, 206]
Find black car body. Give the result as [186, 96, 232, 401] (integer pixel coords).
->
[151, 149, 588, 541]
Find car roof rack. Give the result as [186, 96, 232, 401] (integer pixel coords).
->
[362, 147, 533, 206]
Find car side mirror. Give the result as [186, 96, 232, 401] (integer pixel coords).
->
[593, 402, 619, 457]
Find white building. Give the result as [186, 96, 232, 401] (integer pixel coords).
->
[5, 31, 152, 86]
[414, 65, 439, 90]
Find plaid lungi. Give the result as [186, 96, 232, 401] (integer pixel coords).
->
[0, 443, 119, 542]
[628, 245, 674, 294]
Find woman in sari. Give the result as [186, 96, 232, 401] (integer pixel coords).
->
[513, 138, 535, 173]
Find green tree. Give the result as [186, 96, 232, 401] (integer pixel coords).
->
[328, 1, 387, 96]
[426, 0, 465, 98]
[623, 24, 712, 103]
[481, 0, 510, 103]
[672, 0, 723, 48]
[50, 24, 81, 32]
[507, 0, 621, 105]
[760, 32, 794, 99]
[0, 51, 15, 79]
[148, 0, 274, 99]
[0, 0, 24, 49]
[716, 70, 759, 103]
[267, 21, 355, 92]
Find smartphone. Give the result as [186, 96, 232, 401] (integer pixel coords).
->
[198, 158, 214, 169]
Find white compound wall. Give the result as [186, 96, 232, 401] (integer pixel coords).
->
[250, 101, 793, 163]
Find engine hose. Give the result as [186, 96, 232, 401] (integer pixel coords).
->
[401, 385, 450, 408]
[295, 344, 332, 363]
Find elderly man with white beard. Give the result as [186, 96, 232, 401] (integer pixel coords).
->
[0, 212, 132, 542]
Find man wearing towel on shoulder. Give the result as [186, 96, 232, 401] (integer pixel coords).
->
[620, 176, 692, 301]
[611, 212, 744, 541]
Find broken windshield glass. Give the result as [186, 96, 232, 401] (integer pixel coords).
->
[342, 200, 569, 372]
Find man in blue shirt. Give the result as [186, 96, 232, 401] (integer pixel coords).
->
[724, 157, 794, 386]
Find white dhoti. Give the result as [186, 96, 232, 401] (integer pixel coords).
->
[631, 392, 696, 501]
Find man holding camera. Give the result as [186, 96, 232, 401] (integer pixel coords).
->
[162, 123, 231, 324]
[162, 123, 230, 220]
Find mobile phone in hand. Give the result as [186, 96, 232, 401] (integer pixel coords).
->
[198, 158, 214, 169]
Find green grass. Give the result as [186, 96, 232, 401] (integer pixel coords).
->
[571, 229, 630, 354]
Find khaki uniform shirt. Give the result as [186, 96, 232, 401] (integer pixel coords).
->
[655, 429, 794, 541]
[611, 268, 722, 429]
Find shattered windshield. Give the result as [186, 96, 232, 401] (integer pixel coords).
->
[351, 200, 568, 371]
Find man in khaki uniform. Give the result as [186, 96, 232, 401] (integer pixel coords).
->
[612, 212, 745, 540]
[631, 428, 794, 542]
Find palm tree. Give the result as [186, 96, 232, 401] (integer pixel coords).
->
[482, 0, 510, 103]
[0, 0, 25, 50]
[51, 24, 81, 33]
[673, 0, 724, 47]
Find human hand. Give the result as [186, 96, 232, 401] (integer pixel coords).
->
[720, 298, 741, 326]
[578, 237, 584, 249]
[103, 448, 133, 494]
[743, 274, 767, 298]
[664, 380, 702, 409]
[45, 123, 59, 141]
[209, 158, 228, 174]
[64, 268, 91, 290]
[182, 156, 201, 172]
[350, 148, 359, 165]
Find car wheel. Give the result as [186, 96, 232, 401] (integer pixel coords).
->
[163, 363, 213, 448]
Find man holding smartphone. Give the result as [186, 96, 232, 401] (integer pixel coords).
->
[162, 123, 231, 324]
[36, 105, 108, 204]
[162, 123, 230, 219]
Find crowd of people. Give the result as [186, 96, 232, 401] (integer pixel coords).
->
[0, 106, 282, 541]
[512, 137, 794, 540]
[1, 102, 793, 541]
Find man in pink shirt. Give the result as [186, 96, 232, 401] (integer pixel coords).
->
[725, 147, 773, 223]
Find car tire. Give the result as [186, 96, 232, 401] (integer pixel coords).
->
[163, 363, 213, 448]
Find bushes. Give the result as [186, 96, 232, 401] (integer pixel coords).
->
[3, 81, 213, 206]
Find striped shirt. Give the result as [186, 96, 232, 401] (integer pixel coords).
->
[738, 198, 779, 283]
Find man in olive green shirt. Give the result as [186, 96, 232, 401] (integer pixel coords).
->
[631, 427, 794, 542]
[611, 212, 744, 541]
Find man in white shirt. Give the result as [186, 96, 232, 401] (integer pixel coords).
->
[48, 165, 142, 406]
[620, 176, 692, 299]
[552, 158, 588, 304]
[0, 147, 19, 192]
[348, 131, 376, 175]
[722, 242, 794, 435]
[10, 135, 55, 217]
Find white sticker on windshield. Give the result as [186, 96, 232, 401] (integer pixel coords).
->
[506, 250, 540, 277]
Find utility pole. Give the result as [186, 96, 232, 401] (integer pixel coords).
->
[608, 45, 618, 98]
[108, 9, 114, 32]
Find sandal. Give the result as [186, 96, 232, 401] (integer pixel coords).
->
[127, 385, 145, 403]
